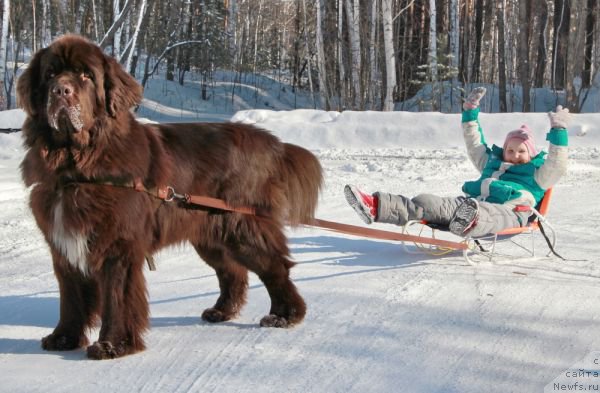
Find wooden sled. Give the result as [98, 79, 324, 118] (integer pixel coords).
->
[401, 189, 557, 265]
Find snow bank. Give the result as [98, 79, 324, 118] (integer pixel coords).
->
[232, 109, 600, 150]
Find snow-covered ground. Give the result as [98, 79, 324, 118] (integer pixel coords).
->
[1, 97, 600, 392]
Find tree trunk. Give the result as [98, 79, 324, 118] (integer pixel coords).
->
[292, 0, 301, 92]
[113, 0, 122, 56]
[337, 0, 346, 108]
[74, 0, 87, 35]
[535, 0, 549, 88]
[583, 0, 596, 87]
[0, 0, 9, 110]
[368, 0, 378, 109]
[459, 0, 470, 84]
[497, 0, 507, 112]
[126, 0, 148, 74]
[429, 0, 438, 109]
[301, 0, 315, 108]
[449, 0, 459, 108]
[32, 0, 37, 51]
[552, 0, 569, 90]
[382, 0, 396, 111]
[472, 0, 483, 82]
[345, 0, 361, 109]
[566, 0, 586, 111]
[91, 0, 100, 41]
[41, 0, 52, 47]
[228, 0, 237, 59]
[518, 0, 531, 111]
[315, 0, 329, 109]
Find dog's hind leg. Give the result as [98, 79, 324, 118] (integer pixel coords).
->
[195, 246, 249, 323]
[225, 222, 306, 328]
[253, 256, 306, 328]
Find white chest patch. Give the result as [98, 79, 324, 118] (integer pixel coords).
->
[51, 201, 89, 275]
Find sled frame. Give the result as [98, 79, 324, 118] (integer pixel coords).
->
[401, 189, 557, 265]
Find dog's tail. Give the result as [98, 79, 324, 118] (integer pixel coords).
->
[281, 143, 323, 226]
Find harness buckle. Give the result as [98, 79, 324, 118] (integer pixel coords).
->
[164, 186, 188, 203]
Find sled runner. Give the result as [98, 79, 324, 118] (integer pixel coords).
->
[401, 188, 558, 265]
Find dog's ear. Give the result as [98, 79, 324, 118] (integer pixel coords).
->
[104, 55, 143, 117]
[17, 48, 47, 116]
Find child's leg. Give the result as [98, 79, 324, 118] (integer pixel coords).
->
[465, 201, 531, 237]
[412, 194, 466, 225]
[375, 192, 464, 226]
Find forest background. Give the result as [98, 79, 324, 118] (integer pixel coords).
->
[0, 0, 596, 115]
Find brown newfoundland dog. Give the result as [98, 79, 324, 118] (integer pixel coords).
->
[16, 35, 322, 359]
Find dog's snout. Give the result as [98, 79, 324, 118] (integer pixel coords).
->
[52, 81, 74, 97]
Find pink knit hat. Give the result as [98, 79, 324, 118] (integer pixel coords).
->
[503, 125, 537, 156]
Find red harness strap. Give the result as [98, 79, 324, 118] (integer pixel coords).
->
[146, 183, 467, 250]
[102, 179, 469, 251]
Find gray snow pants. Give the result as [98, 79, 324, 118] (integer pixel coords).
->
[374, 192, 532, 238]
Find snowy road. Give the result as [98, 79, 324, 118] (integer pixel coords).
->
[1, 114, 600, 392]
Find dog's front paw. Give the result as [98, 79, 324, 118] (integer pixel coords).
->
[87, 341, 127, 360]
[42, 332, 87, 351]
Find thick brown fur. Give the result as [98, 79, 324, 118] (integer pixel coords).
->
[17, 35, 322, 360]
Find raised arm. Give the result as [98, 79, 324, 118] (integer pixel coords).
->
[462, 87, 489, 172]
[535, 105, 570, 189]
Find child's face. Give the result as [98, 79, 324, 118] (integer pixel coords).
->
[503, 139, 531, 164]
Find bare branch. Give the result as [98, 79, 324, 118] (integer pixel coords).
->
[145, 41, 207, 81]
[99, 0, 135, 49]
[393, 0, 416, 22]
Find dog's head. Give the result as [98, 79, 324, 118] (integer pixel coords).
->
[17, 35, 142, 148]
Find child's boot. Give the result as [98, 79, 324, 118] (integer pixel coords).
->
[344, 185, 378, 224]
[449, 198, 479, 236]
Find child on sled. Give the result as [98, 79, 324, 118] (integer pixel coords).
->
[344, 87, 570, 238]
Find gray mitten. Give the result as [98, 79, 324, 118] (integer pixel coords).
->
[463, 87, 487, 110]
[548, 105, 571, 129]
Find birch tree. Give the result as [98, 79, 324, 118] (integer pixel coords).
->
[497, 0, 508, 112]
[449, 0, 459, 102]
[41, 0, 52, 47]
[125, 0, 148, 74]
[472, 0, 483, 82]
[0, 0, 9, 110]
[583, 0, 595, 87]
[534, 0, 549, 88]
[337, 0, 346, 107]
[368, 0, 378, 109]
[552, 0, 569, 90]
[518, 0, 531, 111]
[345, 0, 361, 109]
[100, 0, 135, 49]
[227, 0, 237, 58]
[301, 0, 315, 108]
[429, 0, 438, 109]
[315, 0, 329, 109]
[566, 0, 587, 111]
[74, 1, 87, 35]
[382, 0, 396, 111]
[114, 0, 123, 55]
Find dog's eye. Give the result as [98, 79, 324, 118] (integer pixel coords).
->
[45, 70, 56, 80]
[82, 71, 94, 81]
